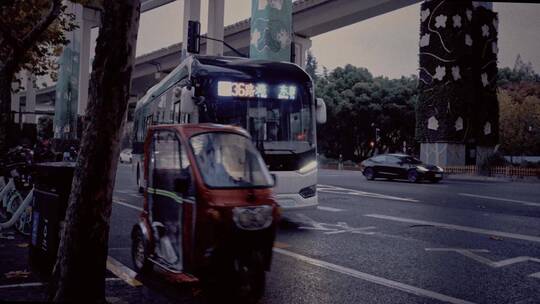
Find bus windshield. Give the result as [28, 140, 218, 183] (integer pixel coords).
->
[209, 84, 314, 155]
[189, 132, 274, 188]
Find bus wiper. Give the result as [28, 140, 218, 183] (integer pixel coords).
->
[263, 148, 297, 155]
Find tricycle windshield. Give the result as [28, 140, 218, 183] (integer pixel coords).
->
[189, 132, 274, 188]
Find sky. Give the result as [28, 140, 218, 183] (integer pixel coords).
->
[126, 1, 540, 79]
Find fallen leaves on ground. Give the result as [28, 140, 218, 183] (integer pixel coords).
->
[490, 235, 504, 241]
[16, 243, 29, 248]
[4, 270, 31, 279]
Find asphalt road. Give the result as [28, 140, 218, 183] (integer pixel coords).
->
[109, 165, 540, 304]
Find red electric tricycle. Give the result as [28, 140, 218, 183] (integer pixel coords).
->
[131, 123, 279, 302]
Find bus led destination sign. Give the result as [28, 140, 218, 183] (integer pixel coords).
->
[217, 81, 296, 100]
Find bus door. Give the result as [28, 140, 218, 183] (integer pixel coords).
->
[150, 130, 192, 270]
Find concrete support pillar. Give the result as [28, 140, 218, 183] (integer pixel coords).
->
[181, 0, 201, 60]
[417, 1, 499, 167]
[207, 0, 224, 56]
[54, 3, 99, 140]
[250, 0, 292, 61]
[292, 35, 312, 68]
[24, 71, 36, 124]
[77, 7, 99, 116]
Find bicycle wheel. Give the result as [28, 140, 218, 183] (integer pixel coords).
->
[7, 191, 23, 216]
[16, 206, 32, 235]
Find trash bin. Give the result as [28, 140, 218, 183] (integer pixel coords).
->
[29, 162, 75, 278]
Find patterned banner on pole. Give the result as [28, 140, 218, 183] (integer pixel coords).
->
[250, 0, 292, 62]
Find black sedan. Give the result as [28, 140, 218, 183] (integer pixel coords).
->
[360, 154, 444, 183]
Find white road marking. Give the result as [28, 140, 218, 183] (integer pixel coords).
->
[0, 278, 121, 289]
[113, 200, 143, 212]
[365, 214, 540, 243]
[530, 272, 540, 279]
[425, 248, 493, 265]
[274, 248, 476, 304]
[106, 256, 142, 287]
[491, 256, 540, 268]
[296, 214, 376, 235]
[0, 282, 44, 289]
[458, 193, 540, 207]
[425, 248, 540, 278]
[317, 206, 344, 212]
[318, 184, 419, 202]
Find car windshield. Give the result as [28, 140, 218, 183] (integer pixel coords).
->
[399, 156, 423, 164]
[189, 132, 274, 188]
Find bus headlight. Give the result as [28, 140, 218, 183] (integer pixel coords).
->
[298, 160, 317, 174]
[232, 206, 273, 231]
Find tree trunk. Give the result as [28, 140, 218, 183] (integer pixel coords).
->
[50, 1, 141, 302]
[0, 68, 13, 154]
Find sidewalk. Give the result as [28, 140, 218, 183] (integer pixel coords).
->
[0, 228, 196, 303]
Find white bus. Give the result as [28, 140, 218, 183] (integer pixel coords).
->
[132, 55, 326, 211]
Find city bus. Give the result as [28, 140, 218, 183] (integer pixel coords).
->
[132, 55, 326, 211]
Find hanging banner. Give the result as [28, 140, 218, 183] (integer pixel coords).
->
[54, 6, 80, 140]
[250, 0, 292, 61]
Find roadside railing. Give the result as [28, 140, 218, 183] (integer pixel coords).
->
[444, 166, 540, 177]
[321, 164, 540, 178]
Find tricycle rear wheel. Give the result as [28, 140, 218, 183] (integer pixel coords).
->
[131, 228, 151, 274]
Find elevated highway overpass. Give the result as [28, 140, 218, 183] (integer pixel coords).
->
[15, 0, 421, 119]
[132, 0, 420, 96]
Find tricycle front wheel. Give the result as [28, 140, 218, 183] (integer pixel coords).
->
[232, 250, 266, 303]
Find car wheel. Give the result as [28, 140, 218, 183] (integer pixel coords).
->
[364, 167, 375, 180]
[407, 170, 419, 183]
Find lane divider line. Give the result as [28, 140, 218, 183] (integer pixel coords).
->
[317, 206, 344, 212]
[106, 256, 142, 287]
[318, 184, 419, 202]
[458, 193, 540, 207]
[273, 247, 476, 304]
[113, 200, 143, 212]
[365, 214, 540, 243]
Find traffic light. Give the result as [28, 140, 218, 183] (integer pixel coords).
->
[187, 20, 200, 54]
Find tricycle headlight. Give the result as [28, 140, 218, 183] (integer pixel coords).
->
[232, 205, 273, 231]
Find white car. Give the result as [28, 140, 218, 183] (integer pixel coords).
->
[119, 149, 132, 163]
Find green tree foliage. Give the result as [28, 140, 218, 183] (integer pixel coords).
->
[0, 0, 76, 153]
[498, 88, 540, 156]
[315, 64, 418, 161]
[496, 54, 540, 156]
[0, 1, 76, 79]
[498, 54, 540, 86]
[305, 50, 318, 82]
